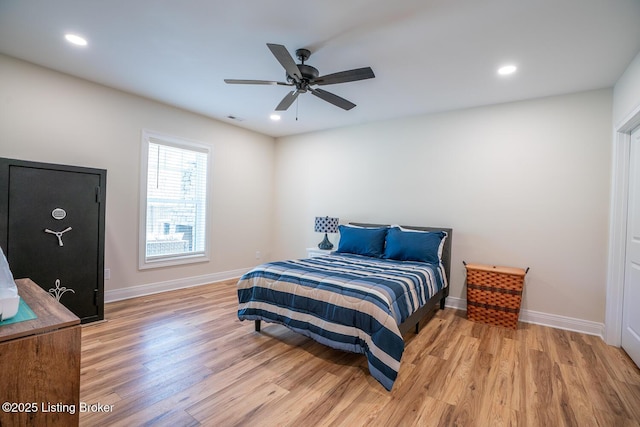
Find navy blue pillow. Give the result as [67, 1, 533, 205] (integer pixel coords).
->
[336, 225, 388, 257]
[383, 227, 445, 263]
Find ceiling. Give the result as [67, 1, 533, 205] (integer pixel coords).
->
[1, 0, 639, 138]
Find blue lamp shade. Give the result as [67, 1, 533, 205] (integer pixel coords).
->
[314, 216, 339, 250]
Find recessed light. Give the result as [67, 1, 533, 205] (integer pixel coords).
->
[65, 33, 87, 46]
[270, 114, 281, 121]
[497, 65, 517, 76]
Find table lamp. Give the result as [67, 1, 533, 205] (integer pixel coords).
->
[314, 216, 339, 250]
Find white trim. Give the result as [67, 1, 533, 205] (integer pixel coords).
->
[104, 267, 249, 303]
[445, 296, 604, 338]
[105, 276, 605, 337]
[615, 102, 640, 133]
[605, 102, 640, 345]
[521, 309, 604, 337]
[444, 296, 467, 311]
[605, 131, 630, 345]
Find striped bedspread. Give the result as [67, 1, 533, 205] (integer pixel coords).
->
[237, 253, 447, 390]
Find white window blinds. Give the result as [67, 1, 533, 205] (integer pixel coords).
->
[140, 130, 211, 268]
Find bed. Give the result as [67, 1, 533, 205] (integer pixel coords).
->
[237, 223, 452, 391]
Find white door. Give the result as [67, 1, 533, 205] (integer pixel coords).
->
[623, 127, 640, 367]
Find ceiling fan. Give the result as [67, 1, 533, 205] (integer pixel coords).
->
[224, 43, 375, 111]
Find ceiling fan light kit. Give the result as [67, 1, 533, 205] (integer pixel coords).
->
[225, 43, 375, 114]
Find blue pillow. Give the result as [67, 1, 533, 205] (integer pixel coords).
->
[383, 227, 446, 263]
[336, 225, 388, 257]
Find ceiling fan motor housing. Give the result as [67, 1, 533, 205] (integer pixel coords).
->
[286, 64, 319, 92]
[296, 64, 319, 80]
[284, 48, 318, 85]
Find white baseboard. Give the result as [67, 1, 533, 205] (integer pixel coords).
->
[445, 297, 605, 338]
[106, 278, 604, 339]
[104, 267, 250, 303]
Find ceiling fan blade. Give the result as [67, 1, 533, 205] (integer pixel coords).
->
[275, 90, 300, 111]
[267, 43, 302, 82]
[310, 88, 356, 110]
[312, 67, 375, 86]
[224, 79, 292, 86]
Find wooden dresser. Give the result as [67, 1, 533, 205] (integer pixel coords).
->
[0, 278, 80, 427]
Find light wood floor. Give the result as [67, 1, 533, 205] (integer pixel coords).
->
[79, 280, 640, 426]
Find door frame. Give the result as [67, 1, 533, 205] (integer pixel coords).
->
[605, 103, 640, 346]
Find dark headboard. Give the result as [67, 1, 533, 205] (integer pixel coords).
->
[349, 223, 453, 284]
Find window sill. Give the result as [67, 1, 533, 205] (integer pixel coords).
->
[138, 253, 209, 270]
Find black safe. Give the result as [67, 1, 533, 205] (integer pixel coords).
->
[0, 157, 106, 323]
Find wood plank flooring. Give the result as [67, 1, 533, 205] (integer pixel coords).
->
[79, 280, 640, 426]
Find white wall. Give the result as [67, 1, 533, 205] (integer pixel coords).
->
[0, 52, 616, 326]
[614, 51, 640, 125]
[274, 89, 612, 324]
[0, 54, 275, 296]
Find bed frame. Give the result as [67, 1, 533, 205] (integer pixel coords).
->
[351, 223, 452, 335]
[254, 223, 453, 336]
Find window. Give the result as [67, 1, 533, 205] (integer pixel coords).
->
[139, 130, 212, 269]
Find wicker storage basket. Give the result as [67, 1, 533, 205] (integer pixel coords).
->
[465, 263, 527, 329]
